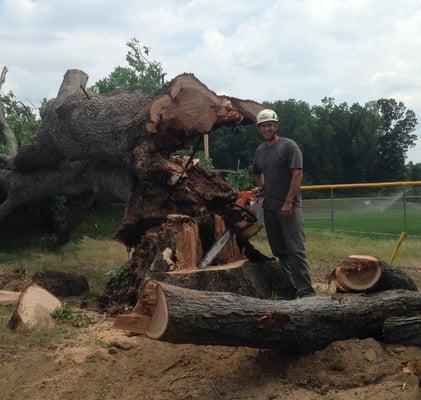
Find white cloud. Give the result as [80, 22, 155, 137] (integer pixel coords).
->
[1, 0, 421, 162]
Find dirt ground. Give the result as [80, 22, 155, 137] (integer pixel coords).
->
[1, 267, 421, 400]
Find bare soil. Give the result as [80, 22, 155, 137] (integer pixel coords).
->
[0, 267, 420, 400]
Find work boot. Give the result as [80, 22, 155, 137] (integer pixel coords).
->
[298, 288, 316, 298]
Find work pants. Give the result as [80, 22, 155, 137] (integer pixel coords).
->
[263, 207, 314, 297]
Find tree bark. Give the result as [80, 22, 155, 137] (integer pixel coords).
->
[114, 282, 421, 353]
[383, 316, 421, 346]
[0, 66, 18, 166]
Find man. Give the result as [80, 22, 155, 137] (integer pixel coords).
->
[252, 109, 314, 298]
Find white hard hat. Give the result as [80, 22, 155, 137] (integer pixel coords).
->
[256, 109, 278, 125]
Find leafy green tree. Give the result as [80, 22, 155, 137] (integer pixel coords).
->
[406, 162, 421, 180]
[366, 98, 417, 180]
[92, 38, 165, 94]
[209, 125, 261, 171]
[0, 91, 40, 152]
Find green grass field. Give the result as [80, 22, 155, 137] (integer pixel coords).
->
[303, 199, 421, 236]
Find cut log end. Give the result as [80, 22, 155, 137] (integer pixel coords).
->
[331, 255, 417, 293]
[8, 283, 62, 331]
[114, 282, 168, 339]
[334, 255, 382, 292]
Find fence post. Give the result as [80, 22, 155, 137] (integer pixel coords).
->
[403, 187, 407, 233]
[330, 188, 335, 232]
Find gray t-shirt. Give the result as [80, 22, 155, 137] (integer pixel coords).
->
[253, 137, 303, 210]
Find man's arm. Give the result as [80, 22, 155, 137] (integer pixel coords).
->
[281, 169, 303, 217]
[252, 172, 264, 191]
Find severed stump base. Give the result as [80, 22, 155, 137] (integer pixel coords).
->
[159, 259, 297, 300]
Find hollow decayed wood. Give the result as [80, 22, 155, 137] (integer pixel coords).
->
[383, 316, 421, 346]
[115, 282, 421, 353]
[332, 255, 417, 293]
[159, 260, 295, 299]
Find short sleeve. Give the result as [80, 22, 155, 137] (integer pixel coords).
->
[288, 142, 303, 170]
[252, 157, 262, 175]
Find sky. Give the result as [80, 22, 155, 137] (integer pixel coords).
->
[1, 0, 421, 163]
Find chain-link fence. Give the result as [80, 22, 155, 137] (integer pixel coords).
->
[302, 181, 421, 237]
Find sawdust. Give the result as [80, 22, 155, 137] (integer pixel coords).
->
[1, 270, 420, 399]
[1, 314, 420, 400]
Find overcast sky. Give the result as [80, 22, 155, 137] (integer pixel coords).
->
[1, 0, 421, 163]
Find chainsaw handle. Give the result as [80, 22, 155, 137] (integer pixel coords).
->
[232, 203, 258, 223]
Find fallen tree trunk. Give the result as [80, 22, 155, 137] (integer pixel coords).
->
[1, 69, 269, 304]
[1, 70, 262, 231]
[115, 282, 421, 353]
[331, 255, 417, 293]
[383, 316, 421, 346]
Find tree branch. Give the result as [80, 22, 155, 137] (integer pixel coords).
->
[0, 67, 8, 91]
[0, 67, 18, 162]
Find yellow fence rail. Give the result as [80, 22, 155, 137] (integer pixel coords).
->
[302, 180, 421, 191]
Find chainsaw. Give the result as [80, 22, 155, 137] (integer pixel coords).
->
[198, 188, 264, 269]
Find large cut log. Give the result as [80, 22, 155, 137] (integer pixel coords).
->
[115, 282, 421, 353]
[331, 255, 417, 293]
[383, 316, 421, 346]
[8, 283, 61, 331]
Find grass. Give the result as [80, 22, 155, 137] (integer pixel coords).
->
[303, 199, 421, 236]
[0, 304, 76, 349]
[251, 229, 421, 269]
[0, 203, 129, 295]
[51, 306, 92, 328]
[0, 237, 129, 295]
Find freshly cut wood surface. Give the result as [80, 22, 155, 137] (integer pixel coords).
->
[115, 282, 421, 353]
[8, 283, 61, 331]
[332, 255, 417, 293]
[334, 255, 382, 291]
[0, 290, 21, 304]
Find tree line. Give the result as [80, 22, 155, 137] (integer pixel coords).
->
[1, 38, 419, 187]
[210, 97, 418, 185]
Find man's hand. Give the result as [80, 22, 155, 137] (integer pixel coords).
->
[281, 201, 293, 217]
